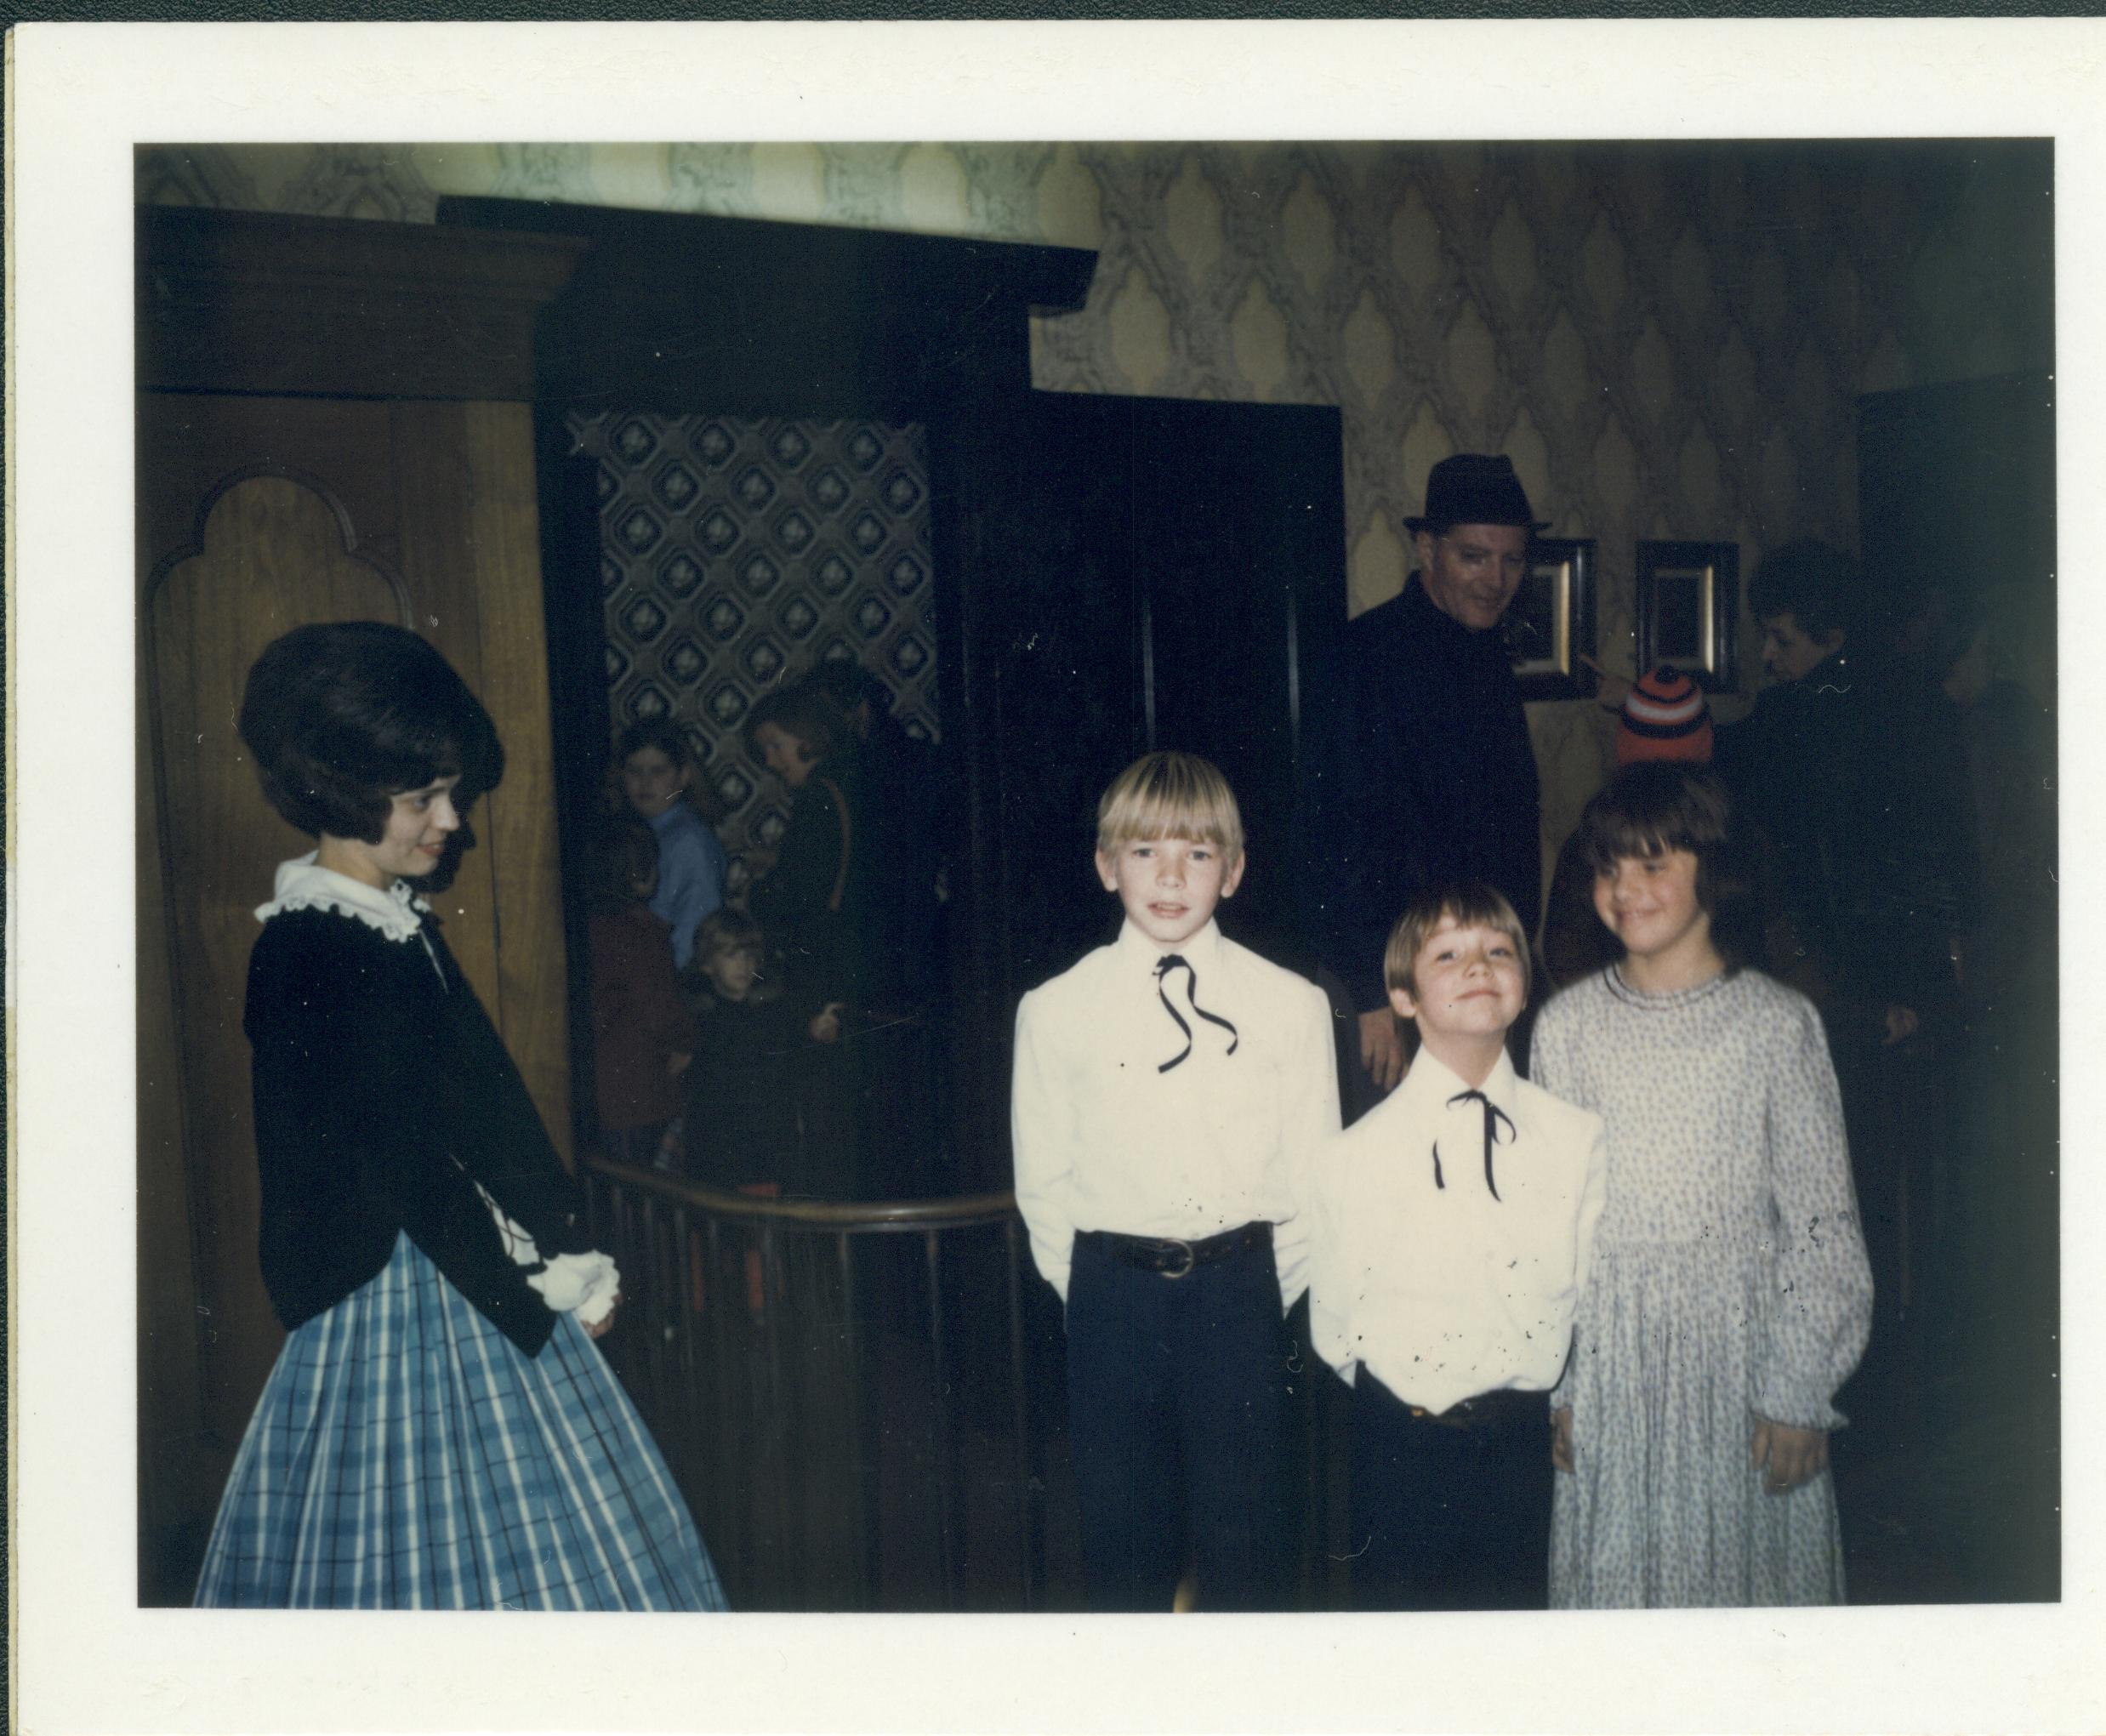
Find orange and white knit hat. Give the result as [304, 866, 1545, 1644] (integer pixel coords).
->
[1615, 668, 1714, 765]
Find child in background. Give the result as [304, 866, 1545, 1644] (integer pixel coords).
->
[1531, 762, 1872, 1607]
[616, 719, 728, 972]
[1011, 752, 1339, 1612]
[586, 816, 696, 1169]
[1307, 882, 1606, 1610]
[677, 908, 805, 1197]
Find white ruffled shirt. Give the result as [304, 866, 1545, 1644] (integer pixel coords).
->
[259, 852, 621, 1328]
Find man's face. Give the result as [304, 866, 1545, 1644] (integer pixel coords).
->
[1759, 612, 1845, 685]
[1415, 523, 1529, 632]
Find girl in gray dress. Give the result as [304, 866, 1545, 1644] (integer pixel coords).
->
[1531, 765, 1872, 1607]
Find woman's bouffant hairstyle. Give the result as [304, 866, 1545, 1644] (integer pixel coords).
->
[1384, 880, 1531, 1003]
[1096, 751, 1244, 864]
[239, 621, 504, 844]
[743, 684, 850, 767]
[1578, 762, 1762, 973]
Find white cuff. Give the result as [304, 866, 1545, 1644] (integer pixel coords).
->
[527, 1250, 623, 1325]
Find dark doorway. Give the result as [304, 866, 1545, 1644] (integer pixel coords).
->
[440, 196, 1350, 1195]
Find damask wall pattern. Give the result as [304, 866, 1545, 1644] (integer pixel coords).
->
[570, 410, 936, 885]
[139, 138, 2049, 869]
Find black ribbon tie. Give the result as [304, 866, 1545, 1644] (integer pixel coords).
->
[1433, 1087, 1517, 1200]
[1153, 953, 1240, 1073]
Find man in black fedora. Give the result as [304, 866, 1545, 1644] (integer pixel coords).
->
[1312, 453, 1545, 1099]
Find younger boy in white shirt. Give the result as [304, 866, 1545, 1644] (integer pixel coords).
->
[1307, 880, 1607, 1609]
[1012, 752, 1340, 1611]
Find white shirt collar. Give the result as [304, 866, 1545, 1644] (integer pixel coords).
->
[1113, 914, 1227, 976]
[1400, 1043, 1518, 1118]
[255, 851, 431, 943]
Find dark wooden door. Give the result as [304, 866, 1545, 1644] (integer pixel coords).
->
[942, 390, 1346, 1185]
[1858, 371, 2056, 708]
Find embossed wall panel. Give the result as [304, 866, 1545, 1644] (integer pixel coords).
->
[569, 410, 935, 888]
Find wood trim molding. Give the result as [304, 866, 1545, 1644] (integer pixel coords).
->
[138, 206, 590, 401]
[436, 194, 1099, 417]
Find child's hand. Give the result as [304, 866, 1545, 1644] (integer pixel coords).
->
[810, 1003, 845, 1044]
[1750, 1416, 1828, 1494]
[668, 1050, 692, 1079]
[1551, 1405, 1575, 1474]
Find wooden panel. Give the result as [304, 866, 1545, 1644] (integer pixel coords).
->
[459, 400, 573, 1161]
[439, 195, 1093, 418]
[137, 394, 404, 585]
[139, 207, 589, 401]
[385, 401, 572, 1159]
[387, 399, 503, 1011]
[135, 605, 213, 1602]
[145, 473, 409, 1446]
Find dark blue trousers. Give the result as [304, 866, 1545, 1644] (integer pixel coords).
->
[1064, 1231, 1289, 1612]
[1348, 1371, 1551, 1610]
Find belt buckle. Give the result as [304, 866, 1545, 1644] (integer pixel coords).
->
[1159, 1238, 1196, 1279]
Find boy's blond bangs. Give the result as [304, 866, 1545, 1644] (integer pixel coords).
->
[1095, 752, 1245, 862]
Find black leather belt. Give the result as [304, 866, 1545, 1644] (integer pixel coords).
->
[1078, 1221, 1272, 1280]
[1409, 1392, 1544, 1431]
[1366, 1375, 1545, 1432]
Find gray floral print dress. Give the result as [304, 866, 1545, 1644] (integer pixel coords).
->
[1531, 966, 1873, 1608]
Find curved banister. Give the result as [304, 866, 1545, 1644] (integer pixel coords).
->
[578, 1151, 1045, 1611]
[582, 1151, 1020, 1231]
[578, 1154, 1348, 1609]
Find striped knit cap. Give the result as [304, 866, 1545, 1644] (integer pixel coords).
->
[1615, 668, 1714, 765]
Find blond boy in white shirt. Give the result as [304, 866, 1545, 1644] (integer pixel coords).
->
[1012, 752, 1340, 1611]
[1307, 881, 1607, 1609]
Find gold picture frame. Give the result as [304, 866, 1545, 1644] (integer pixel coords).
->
[1635, 540, 1738, 692]
[1505, 538, 1597, 700]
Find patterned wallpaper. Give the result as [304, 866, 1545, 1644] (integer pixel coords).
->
[570, 410, 935, 887]
[139, 138, 2052, 871]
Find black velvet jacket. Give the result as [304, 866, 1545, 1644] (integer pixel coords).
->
[1314, 573, 1542, 1012]
[749, 753, 864, 1019]
[245, 901, 592, 1357]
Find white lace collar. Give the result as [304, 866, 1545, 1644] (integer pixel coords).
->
[255, 851, 430, 943]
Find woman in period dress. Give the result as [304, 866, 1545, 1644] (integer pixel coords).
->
[193, 621, 725, 1610]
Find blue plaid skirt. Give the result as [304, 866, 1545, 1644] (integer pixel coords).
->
[195, 1232, 727, 1610]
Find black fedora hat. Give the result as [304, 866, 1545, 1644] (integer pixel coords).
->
[1404, 452, 1547, 535]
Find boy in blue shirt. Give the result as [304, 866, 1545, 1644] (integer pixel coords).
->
[1012, 752, 1340, 1611]
[615, 719, 727, 973]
